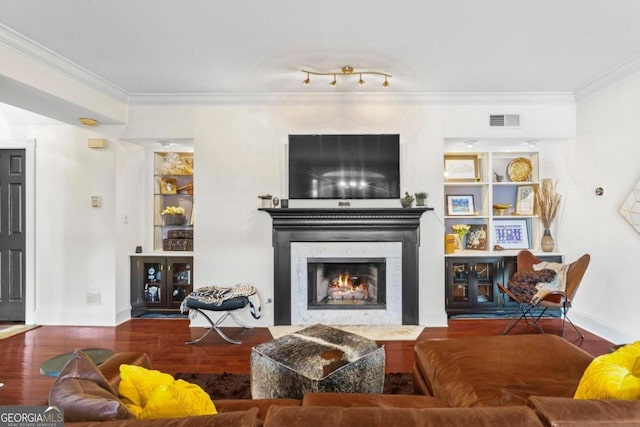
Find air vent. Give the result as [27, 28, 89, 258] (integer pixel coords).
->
[489, 114, 520, 127]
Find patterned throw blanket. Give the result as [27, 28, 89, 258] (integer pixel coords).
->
[531, 262, 569, 305]
[180, 283, 261, 319]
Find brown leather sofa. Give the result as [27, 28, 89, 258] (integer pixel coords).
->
[56, 334, 640, 426]
[414, 334, 640, 426]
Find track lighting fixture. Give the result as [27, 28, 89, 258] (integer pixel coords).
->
[301, 65, 391, 88]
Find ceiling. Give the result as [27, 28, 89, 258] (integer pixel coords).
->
[1, 0, 640, 97]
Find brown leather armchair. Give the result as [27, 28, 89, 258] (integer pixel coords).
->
[497, 250, 590, 338]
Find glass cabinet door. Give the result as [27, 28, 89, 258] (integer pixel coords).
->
[475, 262, 494, 304]
[168, 260, 192, 306]
[451, 262, 470, 304]
[143, 261, 163, 305]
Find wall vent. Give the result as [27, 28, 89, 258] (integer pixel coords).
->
[489, 114, 520, 127]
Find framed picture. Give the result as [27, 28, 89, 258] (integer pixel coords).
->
[444, 155, 479, 182]
[516, 185, 535, 215]
[160, 177, 177, 194]
[492, 219, 530, 249]
[447, 195, 475, 216]
[466, 224, 487, 250]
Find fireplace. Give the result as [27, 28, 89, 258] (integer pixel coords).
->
[307, 257, 386, 310]
[261, 207, 431, 325]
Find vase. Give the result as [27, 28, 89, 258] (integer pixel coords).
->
[541, 229, 554, 252]
[453, 234, 463, 250]
[261, 199, 272, 208]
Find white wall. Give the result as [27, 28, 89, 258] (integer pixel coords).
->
[2, 96, 585, 332]
[564, 73, 640, 344]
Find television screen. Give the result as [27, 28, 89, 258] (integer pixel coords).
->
[288, 134, 400, 199]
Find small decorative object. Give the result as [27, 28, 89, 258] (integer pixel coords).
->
[618, 177, 640, 234]
[272, 196, 280, 207]
[160, 152, 194, 175]
[447, 195, 475, 216]
[135, 245, 142, 253]
[280, 199, 289, 208]
[444, 234, 456, 254]
[444, 155, 479, 182]
[258, 194, 273, 208]
[161, 205, 186, 225]
[466, 225, 487, 250]
[492, 219, 530, 250]
[451, 224, 470, 250]
[414, 192, 428, 207]
[400, 192, 415, 208]
[160, 177, 177, 194]
[507, 157, 533, 182]
[493, 172, 504, 182]
[338, 201, 351, 207]
[515, 185, 536, 215]
[493, 203, 512, 216]
[536, 178, 561, 252]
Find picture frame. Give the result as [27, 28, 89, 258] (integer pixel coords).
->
[515, 185, 535, 215]
[160, 177, 177, 194]
[447, 195, 475, 216]
[492, 219, 530, 249]
[444, 155, 479, 182]
[466, 224, 487, 250]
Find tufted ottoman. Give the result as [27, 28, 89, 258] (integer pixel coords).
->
[251, 324, 385, 399]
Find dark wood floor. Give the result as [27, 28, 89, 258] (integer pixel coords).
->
[0, 318, 613, 406]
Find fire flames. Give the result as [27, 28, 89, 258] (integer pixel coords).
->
[327, 273, 369, 300]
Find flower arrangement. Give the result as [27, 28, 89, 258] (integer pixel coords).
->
[535, 178, 561, 230]
[161, 206, 186, 216]
[400, 192, 415, 208]
[258, 194, 273, 200]
[451, 224, 470, 241]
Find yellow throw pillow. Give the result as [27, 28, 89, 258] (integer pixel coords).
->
[574, 341, 640, 400]
[118, 364, 216, 419]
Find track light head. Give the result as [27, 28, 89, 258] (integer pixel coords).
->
[382, 76, 389, 88]
[358, 74, 365, 86]
[329, 75, 337, 87]
[303, 72, 310, 85]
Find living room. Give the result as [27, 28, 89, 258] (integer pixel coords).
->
[0, 1, 639, 418]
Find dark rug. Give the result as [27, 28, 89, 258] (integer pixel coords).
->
[175, 372, 414, 399]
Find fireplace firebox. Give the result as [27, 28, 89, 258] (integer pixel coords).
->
[307, 258, 386, 309]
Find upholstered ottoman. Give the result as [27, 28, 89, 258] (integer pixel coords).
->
[251, 324, 385, 399]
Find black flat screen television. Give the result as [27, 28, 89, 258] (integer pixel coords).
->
[288, 134, 400, 199]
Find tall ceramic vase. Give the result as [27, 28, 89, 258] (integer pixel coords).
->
[541, 229, 554, 252]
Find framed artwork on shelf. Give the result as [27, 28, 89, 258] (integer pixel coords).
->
[444, 155, 479, 182]
[516, 185, 536, 215]
[492, 219, 530, 249]
[447, 195, 475, 216]
[160, 177, 177, 194]
[466, 224, 487, 250]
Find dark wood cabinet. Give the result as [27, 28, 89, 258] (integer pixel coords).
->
[130, 256, 193, 317]
[445, 254, 563, 316]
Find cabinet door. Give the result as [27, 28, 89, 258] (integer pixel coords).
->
[473, 261, 497, 306]
[446, 261, 472, 307]
[141, 260, 165, 307]
[167, 258, 193, 307]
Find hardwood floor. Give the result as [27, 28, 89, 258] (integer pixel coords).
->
[0, 318, 613, 406]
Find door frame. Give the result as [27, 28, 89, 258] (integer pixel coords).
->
[0, 139, 35, 324]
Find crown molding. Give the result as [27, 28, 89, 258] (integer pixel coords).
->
[574, 53, 640, 102]
[128, 91, 575, 107]
[0, 23, 130, 104]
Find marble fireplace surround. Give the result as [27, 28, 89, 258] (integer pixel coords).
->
[261, 207, 431, 325]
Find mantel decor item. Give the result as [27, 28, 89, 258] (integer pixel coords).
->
[414, 192, 428, 207]
[400, 192, 415, 208]
[535, 178, 561, 252]
[258, 194, 273, 209]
